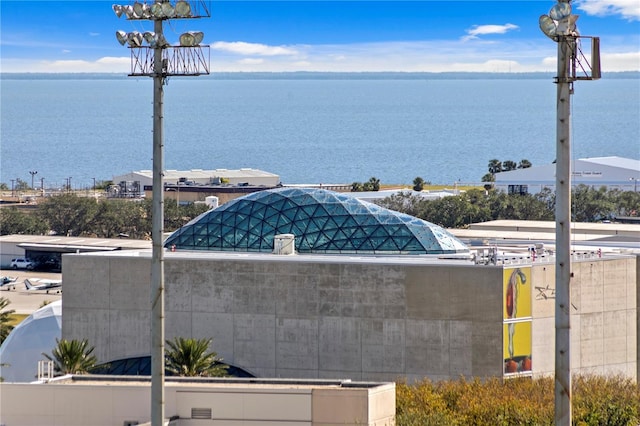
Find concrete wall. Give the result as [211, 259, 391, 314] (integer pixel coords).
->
[530, 258, 637, 380]
[63, 253, 504, 382]
[62, 252, 637, 382]
[0, 378, 395, 426]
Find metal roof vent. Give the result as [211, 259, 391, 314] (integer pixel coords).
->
[273, 234, 295, 255]
[191, 408, 212, 419]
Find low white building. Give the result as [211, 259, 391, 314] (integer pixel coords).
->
[494, 156, 640, 194]
[113, 168, 281, 189]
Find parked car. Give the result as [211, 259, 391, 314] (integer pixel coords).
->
[10, 258, 34, 270]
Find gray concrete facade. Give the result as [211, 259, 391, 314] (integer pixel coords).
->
[62, 251, 637, 382]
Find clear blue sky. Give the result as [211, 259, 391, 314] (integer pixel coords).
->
[1, 1, 638, 72]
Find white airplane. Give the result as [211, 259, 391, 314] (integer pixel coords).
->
[0, 276, 19, 290]
[24, 278, 63, 293]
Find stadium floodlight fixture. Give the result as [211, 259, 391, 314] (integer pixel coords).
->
[179, 31, 204, 47]
[116, 30, 128, 46]
[143, 31, 169, 48]
[112, 4, 124, 18]
[123, 4, 135, 19]
[539, 0, 579, 40]
[161, 2, 176, 18]
[150, 2, 165, 18]
[539, 15, 557, 39]
[133, 2, 150, 19]
[127, 31, 143, 47]
[175, 0, 192, 17]
[549, 1, 571, 20]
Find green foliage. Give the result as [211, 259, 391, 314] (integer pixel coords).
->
[0, 206, 49, 235]
[573, 375, 640, 426]
[488, 159, 503, 175]
[165, 337, 228, 377]
[481, 173, 495, 183]
[412, 177, 425, 192]
[37, 194, 99, 236]
[1, 194, 209, 237]
[43, 338, 98, 375]
[377, 189, 555, 228]
[502, 160, 518, 171]
[351, 177, 381, 192]
[396, 375, 640, 426]
[14, 179, 29, 191]
[0, 297, 16, 345]
[518, 159, 532, 169]
[487, 159, 533, 177]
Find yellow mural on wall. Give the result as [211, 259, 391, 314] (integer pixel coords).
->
[503, 267, 532, 375]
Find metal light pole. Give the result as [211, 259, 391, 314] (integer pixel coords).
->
[539, 2, 600, 424]
[554, 31, 573, 425]
[150, 17, 165, 426]
[113, 3, 210, 425]
[29, 170, 38, 192]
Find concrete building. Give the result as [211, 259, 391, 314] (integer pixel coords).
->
[0, 376, 396, 426]
[58, 188, 638, 383]
[494, 156, 640, 194]
[62, 249, 637, 383]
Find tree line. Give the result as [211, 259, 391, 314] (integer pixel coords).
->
[0, 194, 209, 238]
[1, 185, 638, 238]
[377, 185, 639, 228]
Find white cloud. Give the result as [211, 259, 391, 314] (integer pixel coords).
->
[576, 0, 640, 20]
[462, 24, 519, 42]
[539, 51, 640, 73]
[1, 40, 637, 73]
[0, 57, 130, 73]
[210, 41, 298, 56]
[238, 58, 264, 65]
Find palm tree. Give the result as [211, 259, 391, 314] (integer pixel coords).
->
[367, 177, 381, 191]
[502, 160, 518, 171]
[488, 159, 502, 175]
[412, 177, 425, 192]
[351, 182, 363, 192]
[165, 337, 228, 377]
[518, 159, 532, 169]
[0, 297, 15, 345]
[43, 338, 97, 375]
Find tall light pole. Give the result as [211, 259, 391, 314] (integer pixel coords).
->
[539, 2, 600, 425]
[114, 2, 210, 425]
[29, 170, 38, 192]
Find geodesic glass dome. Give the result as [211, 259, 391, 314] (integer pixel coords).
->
[164, 187, 468, 255]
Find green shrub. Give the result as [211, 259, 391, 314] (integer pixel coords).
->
[396, 375, 639, 426]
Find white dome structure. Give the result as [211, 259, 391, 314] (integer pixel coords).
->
[0, 300, 61, 382]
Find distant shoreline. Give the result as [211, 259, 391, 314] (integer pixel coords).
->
[1, 71, 639, 80]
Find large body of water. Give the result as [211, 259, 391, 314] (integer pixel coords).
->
[1, 74, 638, 189]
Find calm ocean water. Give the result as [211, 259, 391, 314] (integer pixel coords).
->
[1, 75, 638, 189]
